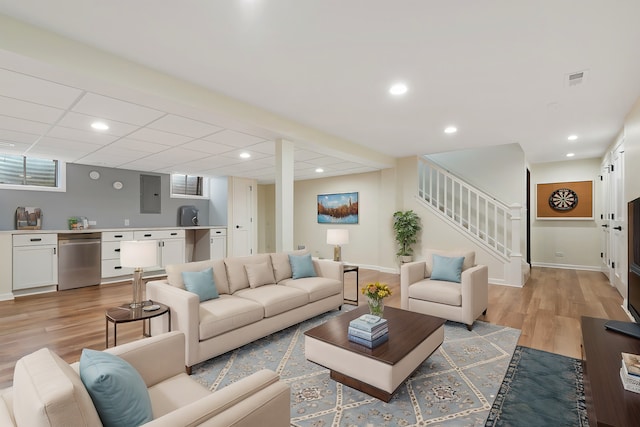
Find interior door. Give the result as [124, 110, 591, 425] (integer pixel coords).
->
[599, 161, 611, 277]
[610, 145, 626, 296]
[230, 177, 255, 257]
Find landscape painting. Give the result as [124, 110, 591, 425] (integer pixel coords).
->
[317, 192, 358, 224]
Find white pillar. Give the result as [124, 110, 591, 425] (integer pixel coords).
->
[509, 203, 523, 286]
[275, 139, 294, 252]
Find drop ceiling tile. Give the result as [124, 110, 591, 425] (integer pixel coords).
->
[247, 140, 275, 155]
[304, 155, 344, 166]
[56, 111, 140, 136]
[174, 156, 239, 172]
[148, 114, 224, 138]
[0, 115, 51, 135]
[47, 126, 119, 145]
[0, 69, 83, 108]
[0, 141, 30, 154]
[294, 149, 325, 161]
[0, 129, 41, 144]
[180, 139, 236, 154]
[203, 129, 265, 147]
[36, 136, 102, 153]
[0, 96, 64, 124]
[120, 158, 174, 171]
[329, 161, 366, 171]
[143, 147, 206, 164]
[72, 92, 165, 125]
[219, 149, 271, 162]
[109, 138, 170, 153]
[127, 127, 193, 146]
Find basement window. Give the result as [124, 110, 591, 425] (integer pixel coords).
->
[171, 174, 208, 199]
[0, 155, 66, 192]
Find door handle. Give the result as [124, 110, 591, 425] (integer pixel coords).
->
[601, 224, 609, 228]
[614, 226, 622, 231]
[236, 225, 241, 229]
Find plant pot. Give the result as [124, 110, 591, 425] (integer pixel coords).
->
[400, 255, 413, 263]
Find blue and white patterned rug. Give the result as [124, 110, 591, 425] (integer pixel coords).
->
[191, 309, 521, 426]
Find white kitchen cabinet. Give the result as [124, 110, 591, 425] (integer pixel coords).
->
[101, 231, 135, 279]
[210, 228, 227, 260]
[192, 228, 227, 261]
[13, 234, 58, 290]
[133, 229, 185, 269]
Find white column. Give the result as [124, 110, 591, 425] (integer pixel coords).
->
[275, 139, 294, 252]
[509, 203, 523, 286]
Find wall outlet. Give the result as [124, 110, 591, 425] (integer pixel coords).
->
[555, 251, 564, 257]
[88, 220, 97, 226]
[124, 219, 130, 226]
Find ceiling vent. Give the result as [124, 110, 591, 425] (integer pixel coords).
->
[566, 70, 588, 87]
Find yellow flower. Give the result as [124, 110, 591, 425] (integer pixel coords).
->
[361, 282, 391, 301]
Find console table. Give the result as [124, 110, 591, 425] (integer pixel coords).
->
[581, 316, 640, 426]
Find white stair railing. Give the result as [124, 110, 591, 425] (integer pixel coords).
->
[418, 157, 523, 285]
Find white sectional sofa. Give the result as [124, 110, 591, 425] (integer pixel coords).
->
[147, 251, 344, 371]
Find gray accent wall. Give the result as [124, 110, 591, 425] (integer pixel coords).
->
[0, 163, 220, 231]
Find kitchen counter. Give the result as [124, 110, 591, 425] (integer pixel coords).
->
[0, 225, 226, 234]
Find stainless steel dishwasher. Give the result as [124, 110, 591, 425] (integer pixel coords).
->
[58, 233, 101, 290]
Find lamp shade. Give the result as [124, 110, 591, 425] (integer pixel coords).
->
[326, 229, 349, 245]
[120, 240, 158, 268]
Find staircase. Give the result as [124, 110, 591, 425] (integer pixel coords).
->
[417, 157, 526, 286]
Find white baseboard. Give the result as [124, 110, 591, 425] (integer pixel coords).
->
[531, 262, 602, 272]
[0, 292, 15, 301]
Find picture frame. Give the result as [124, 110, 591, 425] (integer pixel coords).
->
[16, 207, 43, 230]
[317, 192, 359, 224]
[536, 180, 593, 220]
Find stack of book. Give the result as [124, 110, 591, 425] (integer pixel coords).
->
[348, 314, 389, 348]
[620, 352, 640, 393]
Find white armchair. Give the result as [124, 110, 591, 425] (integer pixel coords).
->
[401, 249, 488, 330]
[0, 332, 291, 427]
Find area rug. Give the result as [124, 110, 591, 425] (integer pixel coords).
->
[485, 346, 588, 427]
[191, 310, 520, 426]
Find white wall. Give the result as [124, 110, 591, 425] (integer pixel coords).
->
[530, 158, 601, 270]
[426, 143, 526, 206]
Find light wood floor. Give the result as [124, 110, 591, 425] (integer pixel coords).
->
[0, 266, 628, 389]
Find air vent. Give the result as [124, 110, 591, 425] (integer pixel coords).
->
[566, 69, 588, 87]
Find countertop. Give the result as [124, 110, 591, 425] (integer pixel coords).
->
[0, 226, 226, 235]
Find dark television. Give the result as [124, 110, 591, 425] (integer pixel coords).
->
[605, 197, 640, 338]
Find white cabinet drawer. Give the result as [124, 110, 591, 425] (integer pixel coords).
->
[101, 259, 134, 278]
[102, 231, 134, 242]
[101, 241, 123, 260]
[210, 228, 227, 236]
[134, 229, 185, 240]
[13, 234, 57, 246]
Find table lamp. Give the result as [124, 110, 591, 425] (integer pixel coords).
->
[120, 240, 158, 308]
[326, 229, 349, 262]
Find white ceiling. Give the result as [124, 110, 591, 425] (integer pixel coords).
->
[1, 1, 640, 183]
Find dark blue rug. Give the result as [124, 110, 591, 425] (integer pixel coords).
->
[485, 346, 588, 427]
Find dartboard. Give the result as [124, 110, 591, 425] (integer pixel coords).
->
[549, 188, 578, 211]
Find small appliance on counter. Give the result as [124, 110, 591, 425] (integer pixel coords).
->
[179, 205, 199, 226]
[68, 216, 89, 230]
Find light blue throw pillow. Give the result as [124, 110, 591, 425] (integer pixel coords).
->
[289, 253, 317, 279]
[182, 267, 219, 302]
[431, 254, 465, 283]
[79, 349, 153, 427]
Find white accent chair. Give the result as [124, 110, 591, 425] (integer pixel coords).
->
[0, 332, 291, 427]
[401, 249, 488, 330]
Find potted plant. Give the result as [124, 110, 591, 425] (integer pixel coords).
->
[392, 210, 422, 263]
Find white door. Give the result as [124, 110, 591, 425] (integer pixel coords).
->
[230, 177, 255, 257]
[600, 160, 611, 277]
[610, 145, 626, 296]
[13, 245, 58, 289]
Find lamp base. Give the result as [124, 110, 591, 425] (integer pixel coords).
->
[130, 268, 144, 308]
[333, 245, 341, 262]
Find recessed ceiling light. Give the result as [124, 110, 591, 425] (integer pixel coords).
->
[315, 168, 324, 173]
[389, 83, 408, 95]
[566, 153, 575, 157]
[239, 152, 251, 159]
[91, 121, 109, 131]
[568, 135, 578, 141]
[444, 126, 458, 134]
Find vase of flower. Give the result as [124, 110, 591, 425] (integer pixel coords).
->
[361, 282, 392, 318]
[367, 296, 384, 317]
